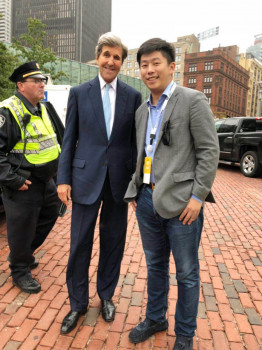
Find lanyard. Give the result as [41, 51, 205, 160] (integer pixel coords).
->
[147, 82, 176, 153]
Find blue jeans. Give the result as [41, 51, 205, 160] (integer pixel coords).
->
[136, 186, 203, 337]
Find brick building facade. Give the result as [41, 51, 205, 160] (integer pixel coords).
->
[184, 46, 249, 118]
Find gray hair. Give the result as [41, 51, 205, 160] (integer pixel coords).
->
[95, 32, 128, 62]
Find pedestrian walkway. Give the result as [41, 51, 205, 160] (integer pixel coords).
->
[0, 164, 262, 349]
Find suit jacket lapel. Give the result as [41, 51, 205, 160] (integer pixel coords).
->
[137, 103, 149, 165]
[89, 76, 108, 141]
[155, 87, 180, 151]
[110, 79, 127, 142]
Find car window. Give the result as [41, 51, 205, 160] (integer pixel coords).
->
[256, 120, 262, 131]
[218, 119, 238, 133]
[240, 119, 256, 132]
[215, 120, 224, 132]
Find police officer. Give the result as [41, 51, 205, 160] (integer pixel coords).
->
[0, 61, 61, 294]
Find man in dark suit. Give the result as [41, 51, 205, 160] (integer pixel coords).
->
[57, 32, 141, 334]
[125, 38, 219, 349]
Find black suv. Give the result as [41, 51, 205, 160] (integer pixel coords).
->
[215, 117, 262, 177]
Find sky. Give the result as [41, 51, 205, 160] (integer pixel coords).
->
[112, 0, 262, 53]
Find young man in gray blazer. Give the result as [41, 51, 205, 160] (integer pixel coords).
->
[125, 38, 219, 350]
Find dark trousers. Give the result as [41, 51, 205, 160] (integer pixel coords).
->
[2, 177, 59, 281]
[67, 174, 128, 311]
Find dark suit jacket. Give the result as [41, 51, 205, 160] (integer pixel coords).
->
[57, 76, 142, 205]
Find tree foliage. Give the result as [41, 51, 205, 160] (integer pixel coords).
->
[0, 42, 19, 101]
[11, 18, 67, 81]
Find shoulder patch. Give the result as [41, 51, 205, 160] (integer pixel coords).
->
[0, 115, 6, 128]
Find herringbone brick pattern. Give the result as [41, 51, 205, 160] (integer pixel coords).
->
[0, 164, 262, 349]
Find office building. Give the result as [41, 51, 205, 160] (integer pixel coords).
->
[247, 34, 262, 62]
[0, 0, 12, 43]
[12, 0, 111, 62]
[237, 52, 262, 116]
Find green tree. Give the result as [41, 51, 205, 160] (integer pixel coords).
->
[0, 42, 19, 101]
[0, 13, 18, 101]
[11, 18, 67, 81]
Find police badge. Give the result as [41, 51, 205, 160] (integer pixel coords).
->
[0, 115, 6, 128]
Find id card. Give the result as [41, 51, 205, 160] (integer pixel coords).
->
[143, 157, 152, 184]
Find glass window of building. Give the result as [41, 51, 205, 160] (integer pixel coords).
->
[175, 64, 181, 71]
[189, 64, 197, 72]
[127, 62, 132, 68]
[204, 76, 213, 83]
[204, 87, 212, 94]
[175, 72, 180, 79]
[176, 47, 181, 54]
[205, 62, 213, 70]
[188, 77, 196, 84]
[127, 70, 130, 75]
[176, 55, 181, 62]
[135, 69, 139, 76]
[128, 54, 133, 60]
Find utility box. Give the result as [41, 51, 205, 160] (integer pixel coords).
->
[42, 85, 71, 125]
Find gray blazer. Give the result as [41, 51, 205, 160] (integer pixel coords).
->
[124, 86, 219, 219]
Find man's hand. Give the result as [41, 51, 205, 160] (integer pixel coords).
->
[179, 197, 202, 225]
[57, 184, 72, 205]
[18, 179, 32, 191]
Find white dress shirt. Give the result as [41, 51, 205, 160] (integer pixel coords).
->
[98, 74, 117, 133]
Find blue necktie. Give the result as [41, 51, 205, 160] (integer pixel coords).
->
[103, 84, 111, 139]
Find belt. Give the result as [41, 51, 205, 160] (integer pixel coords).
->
[145, 183, 155, 190]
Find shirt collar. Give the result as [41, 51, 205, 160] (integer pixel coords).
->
[98, 74, 117, 91]
[147, 80, 176, 108]
[14, 90, 42, 116]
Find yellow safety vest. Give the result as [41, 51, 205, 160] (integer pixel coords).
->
[0, 95, 61, 165]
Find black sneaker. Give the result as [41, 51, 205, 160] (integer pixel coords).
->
[12, 277, 41, 294]
[129, 318, 168, 343]
[173, 335, 193, 350]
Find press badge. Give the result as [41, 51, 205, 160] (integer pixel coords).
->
[143, 157, 152, 184]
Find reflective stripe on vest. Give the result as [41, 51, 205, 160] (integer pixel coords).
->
[0, 96, 61, 165]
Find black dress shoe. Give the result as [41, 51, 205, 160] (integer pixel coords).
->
[129, 318, 168, 343]
[101, 299, 115, 322]
[173, 335, 193, 350]
[7, 256, 39, 270]
[12, 277, 41, 294]
[61, 309, 87, 334]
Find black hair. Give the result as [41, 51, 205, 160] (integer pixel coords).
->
[137, 38, 175, 66]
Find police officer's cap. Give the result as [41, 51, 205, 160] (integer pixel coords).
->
[9, 61, 47, 83]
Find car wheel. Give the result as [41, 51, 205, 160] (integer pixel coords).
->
[240, 151, 261, 177]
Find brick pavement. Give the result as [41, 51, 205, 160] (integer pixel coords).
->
[0, 164, 262, 349]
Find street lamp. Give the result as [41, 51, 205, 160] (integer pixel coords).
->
[256, 81, 262, 117]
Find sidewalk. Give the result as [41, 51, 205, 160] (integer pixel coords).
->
[0, 164, 262, 349]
